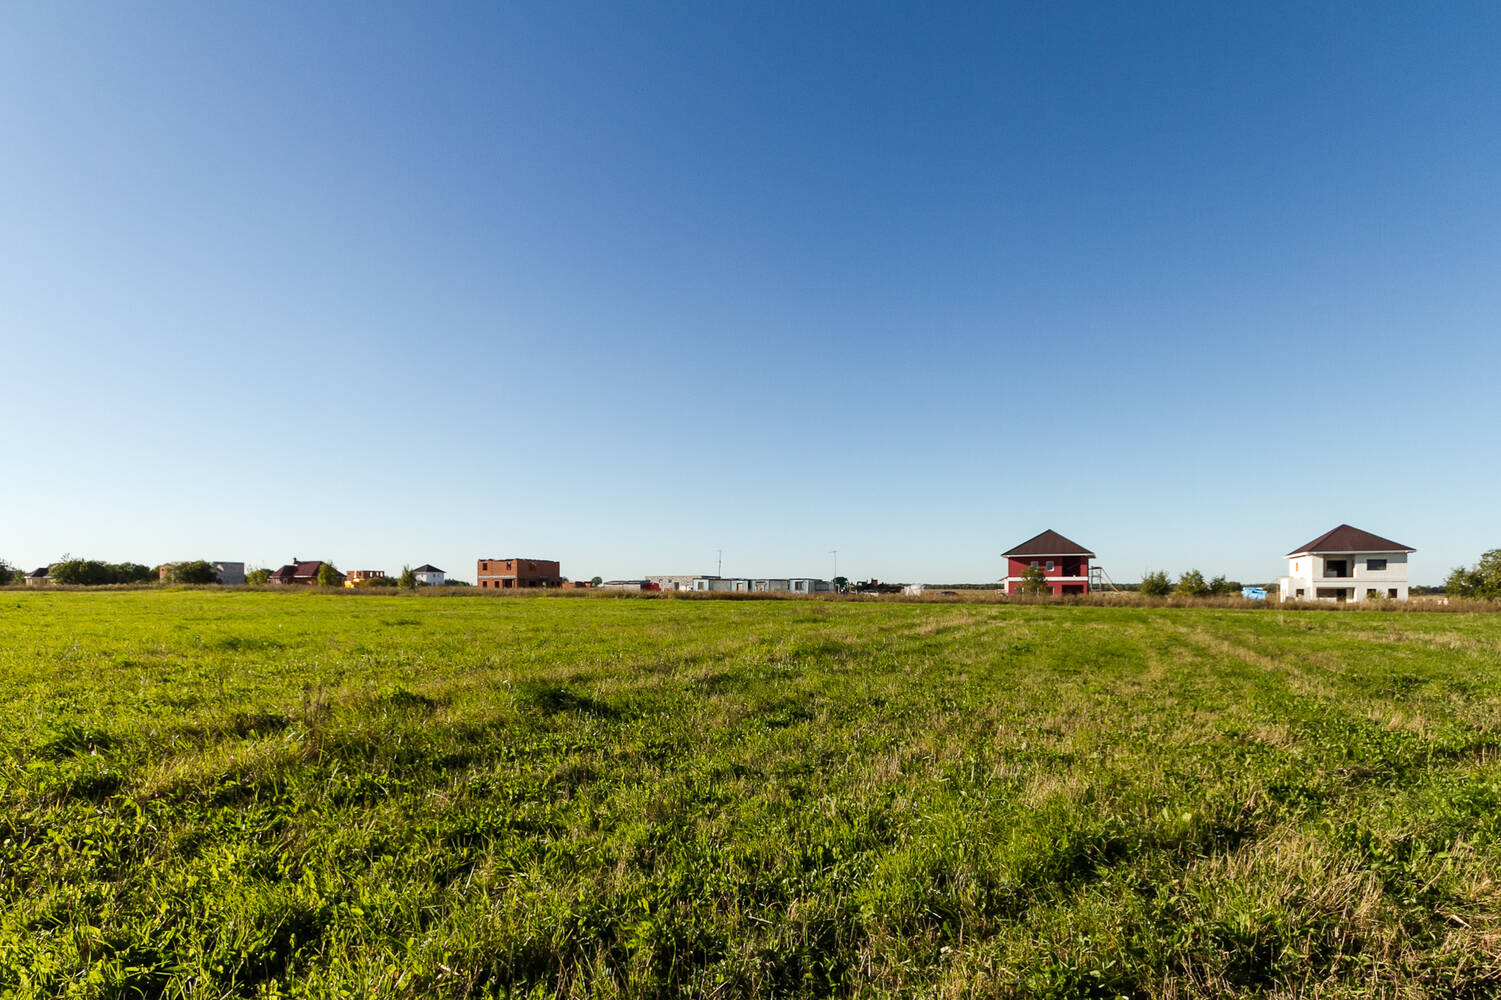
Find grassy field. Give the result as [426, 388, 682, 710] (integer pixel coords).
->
[3, 591, 1500, 998]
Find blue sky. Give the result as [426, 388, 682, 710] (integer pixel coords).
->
[2, 2, 1498, 585]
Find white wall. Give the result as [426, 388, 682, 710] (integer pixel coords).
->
[1281, 551, 1409, 602]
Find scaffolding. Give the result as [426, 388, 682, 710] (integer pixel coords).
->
[1089, 565, 1122, 592]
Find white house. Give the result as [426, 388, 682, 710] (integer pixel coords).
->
[1278, 524, 1414, 603]
[413, 564, 445, 586]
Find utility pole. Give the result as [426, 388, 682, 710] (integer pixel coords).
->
[830, 550, 838, 579]
[717, 549, 722, 577]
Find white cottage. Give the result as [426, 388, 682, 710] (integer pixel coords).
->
[1278, 524, 1414, 603]
[412, 564, 445, 586]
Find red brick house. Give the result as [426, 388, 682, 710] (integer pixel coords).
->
[1002, 530, 1095, 596]
[476, 557, 562, 589]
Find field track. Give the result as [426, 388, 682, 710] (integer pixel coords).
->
[3, 591, 1500, 997]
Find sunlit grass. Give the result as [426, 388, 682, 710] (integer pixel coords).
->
[2, 591, 1499, 997]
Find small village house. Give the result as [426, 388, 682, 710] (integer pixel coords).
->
[1279, 524, 1414, 603]
[476, 558, 562, 589]
[268, 560, 342, 586]
[412, 564, 445, 586]
[1001, 530, 1095, 596]
[24, 566, 49, 587]
[157, 561, 245, 585]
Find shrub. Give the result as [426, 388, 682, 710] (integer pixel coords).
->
[169, 561, 220, 585]
[1176, 570, 1211, 598]
[245, 568, 272, 586]
[316, 562, 343, 587]
[1139, 571, 1172, 596]
[398, 566, 417, 590]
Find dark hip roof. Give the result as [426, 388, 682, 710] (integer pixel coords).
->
[1002, 529, 1095, 558]
[412, 564, 443, 573]
[1287, 524, 1415, 556]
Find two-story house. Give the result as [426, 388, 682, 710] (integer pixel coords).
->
[412, 564, 445, 586]
[1278, 524, 1414, 602]
[1002, 530, 1094, 596]
[476, 558, 561, 589]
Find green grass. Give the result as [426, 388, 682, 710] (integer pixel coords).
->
[2, 591, 1500, 998]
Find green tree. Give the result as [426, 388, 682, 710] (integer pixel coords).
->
[245, 567, 271, 586]
[590, 576, 604, 587]
[169, 561, 220, 585]
[1138, 570, 1172, 596]
[1019, 564, 1049, 594]
[1176, 569, 1210, 597]
[51, 560, 115, 585]
[1446, 549, 1501, 599]
[316, 562, 342, 587]
[0, 560, 16, 586]
[399, 565, 417, 589]
[1207, 575, 1242, 597]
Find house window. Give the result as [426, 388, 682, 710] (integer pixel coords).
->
[1367, 558, 1387, 571]
[1046, 561, 1055, 572]
[1295, 589, 1305, 598]
[1389, 589, 1398, 599]
[1030, 561, 1039, 568]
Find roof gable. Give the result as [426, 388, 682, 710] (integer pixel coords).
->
[1002, 529, 1095, 558]
[412, 564, 443, 573]
[1287, 524, 1414, 556]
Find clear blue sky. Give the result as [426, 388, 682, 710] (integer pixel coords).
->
[3, 2, 1498, 585]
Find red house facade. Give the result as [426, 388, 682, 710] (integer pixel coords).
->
[1002, 529, 1095, 596]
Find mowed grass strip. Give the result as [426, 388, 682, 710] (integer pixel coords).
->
[1, 592, 1499, 998]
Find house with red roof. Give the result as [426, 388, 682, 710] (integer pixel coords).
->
[1001, 530, 1095, 596]
[268, 559, 342, 586]
[1278, 524, 1415, 603]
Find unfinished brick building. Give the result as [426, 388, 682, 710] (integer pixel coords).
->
[476, 557, 562, 589]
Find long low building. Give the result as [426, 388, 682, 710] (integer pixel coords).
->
[691, 577, 833, 594]
[646, 575, 701, 592]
